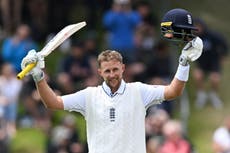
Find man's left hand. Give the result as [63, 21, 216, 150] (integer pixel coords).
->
[179, 36, 203, 66]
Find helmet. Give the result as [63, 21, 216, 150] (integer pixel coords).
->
[161, 8, 197, 42]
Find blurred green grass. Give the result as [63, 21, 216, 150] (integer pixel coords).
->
[10, 128, 46, 153]
[11, 112, 86, 153]
[187, 57, 230, 153]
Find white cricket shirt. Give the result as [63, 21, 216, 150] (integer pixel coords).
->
[62, 80, 165, 153]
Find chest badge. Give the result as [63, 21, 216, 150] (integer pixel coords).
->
[109, 108, 116, 122]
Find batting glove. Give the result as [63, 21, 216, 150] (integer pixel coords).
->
[179, 36, 203, 66]
[21, 49, 45, 83]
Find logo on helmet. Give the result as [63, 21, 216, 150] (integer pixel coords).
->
[187, 14, 192, 25]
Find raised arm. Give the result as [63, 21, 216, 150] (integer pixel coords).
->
[164, 37, 203, 100]
[36, 79, 64, 109]
[21, 50, 64, 110]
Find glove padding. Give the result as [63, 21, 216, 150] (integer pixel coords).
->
[21, 50, 45, 82]
[179, 36, 203, 66]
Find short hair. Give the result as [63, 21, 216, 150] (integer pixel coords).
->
[97, 50, 123, 67]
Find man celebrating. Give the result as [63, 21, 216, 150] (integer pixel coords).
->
[20, 8, 202, 153]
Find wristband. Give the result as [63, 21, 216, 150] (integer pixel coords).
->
[175, 64, 190, 82]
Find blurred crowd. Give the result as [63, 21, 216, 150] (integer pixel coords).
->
[0, 0, 228, 153]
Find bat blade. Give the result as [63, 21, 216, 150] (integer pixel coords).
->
[17, 21, 86, 80]
[40, 21, 86, 57]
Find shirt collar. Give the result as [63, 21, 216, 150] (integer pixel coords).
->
[102, 80, 126, 97]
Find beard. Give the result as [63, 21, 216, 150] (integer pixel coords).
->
[105, 77, 122, 92]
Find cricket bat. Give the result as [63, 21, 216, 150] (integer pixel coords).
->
[17, 21, 86, 79]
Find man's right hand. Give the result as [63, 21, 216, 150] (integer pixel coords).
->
[21, 49, 45, 82]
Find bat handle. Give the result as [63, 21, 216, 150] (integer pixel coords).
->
[17, 63, 36, 80]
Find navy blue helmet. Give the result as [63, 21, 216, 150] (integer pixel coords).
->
[161, 8, 197, 42]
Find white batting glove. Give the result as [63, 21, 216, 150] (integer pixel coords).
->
[179, 36, 203, 66]
[21, 49, 45, 83]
